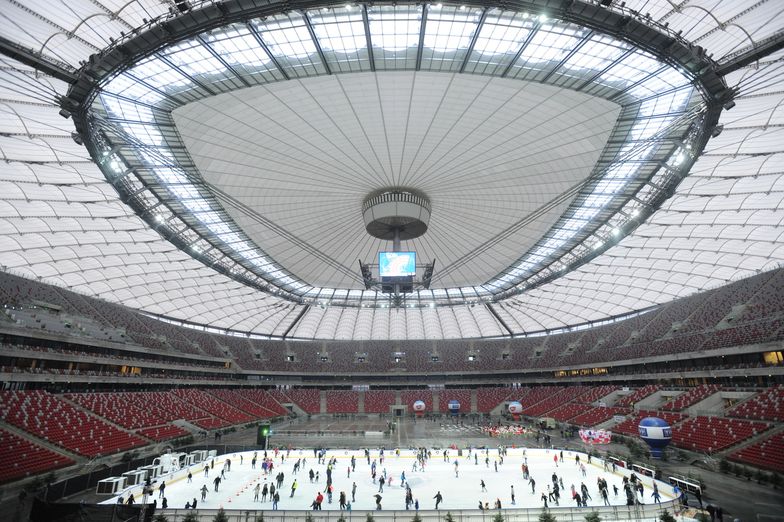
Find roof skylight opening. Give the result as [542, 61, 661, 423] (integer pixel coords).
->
[206, 27, 273, 68]
[423, 6, 483, 52]
[368, 5, 422, 53]
[309, 9, 366, 53]
[257, 16, 317, 59]
[471, 12, 532, 56]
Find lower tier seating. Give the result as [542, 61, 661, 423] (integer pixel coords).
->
[729, 431, 784, 472]
[671, 416, 771, 453]
[0, 428, 75, 484]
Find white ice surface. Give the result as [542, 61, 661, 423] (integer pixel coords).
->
[108, 447, 676, 512]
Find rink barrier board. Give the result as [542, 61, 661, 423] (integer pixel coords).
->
[152, 499, 682, 522]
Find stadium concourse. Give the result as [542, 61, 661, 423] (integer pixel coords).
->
[1, 0, 784, 522]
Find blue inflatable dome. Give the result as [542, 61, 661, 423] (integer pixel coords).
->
[638, 416, 672, 459]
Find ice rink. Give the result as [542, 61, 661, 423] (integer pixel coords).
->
[109, 447, 677, 513]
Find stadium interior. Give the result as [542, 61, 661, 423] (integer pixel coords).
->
[0, 0, 783, 521]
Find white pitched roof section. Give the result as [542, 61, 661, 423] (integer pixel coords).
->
[0, 1, 782, 340]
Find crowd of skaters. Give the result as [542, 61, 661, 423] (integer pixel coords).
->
[120, 444, 707, 515]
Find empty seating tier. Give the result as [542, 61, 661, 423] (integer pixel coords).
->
[325, 390, 359, 414]
[0, 391, 146, 457]
[0, 428, 75, 484]
[729, 431, 784, 472]
[136, 425, 189, 441]
[671, 416, 770, 454]
[660, 385, 721, 411]
[364, 391, 396, 414]
[727, 385, 784, 422]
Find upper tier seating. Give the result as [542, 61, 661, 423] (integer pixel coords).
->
[670, 416, 770, 453]
[727, 385, 784, 422]
[0, 428, 75, 484]
[0, 391, 146, 457]
[660, 385, 721, 411]
[2, 268, 784, 373]
[729, 431, 784, 472]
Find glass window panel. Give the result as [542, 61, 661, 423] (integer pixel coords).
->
[307, 7, 369, 72]
[128, 56, 191, 92]
[102, 73, 164, 105]
[420, 5, 483, 71]
[596, 50, 661, 90]
[515, 23, 587, 69]
[253, 13, 324, 76]
[206, 25, 271, 66]
[162, 39, 230, 78]
[368, 4, 422, 69]
[560, 34, 628, 73]
[465, 9, 535, 75]
[100, 95, 155, 122]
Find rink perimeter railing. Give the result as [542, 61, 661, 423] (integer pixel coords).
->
[154, 500, 681, 521]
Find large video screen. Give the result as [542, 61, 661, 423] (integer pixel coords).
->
[379, 252, 416, 277]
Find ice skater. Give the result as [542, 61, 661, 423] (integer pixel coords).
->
[434, 491, 443, 509]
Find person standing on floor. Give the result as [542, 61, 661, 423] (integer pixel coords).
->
[253, 483, 260, 502]
[200, 484, 208, 501]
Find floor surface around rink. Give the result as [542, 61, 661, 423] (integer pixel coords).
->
[111, 448, 677, 512]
